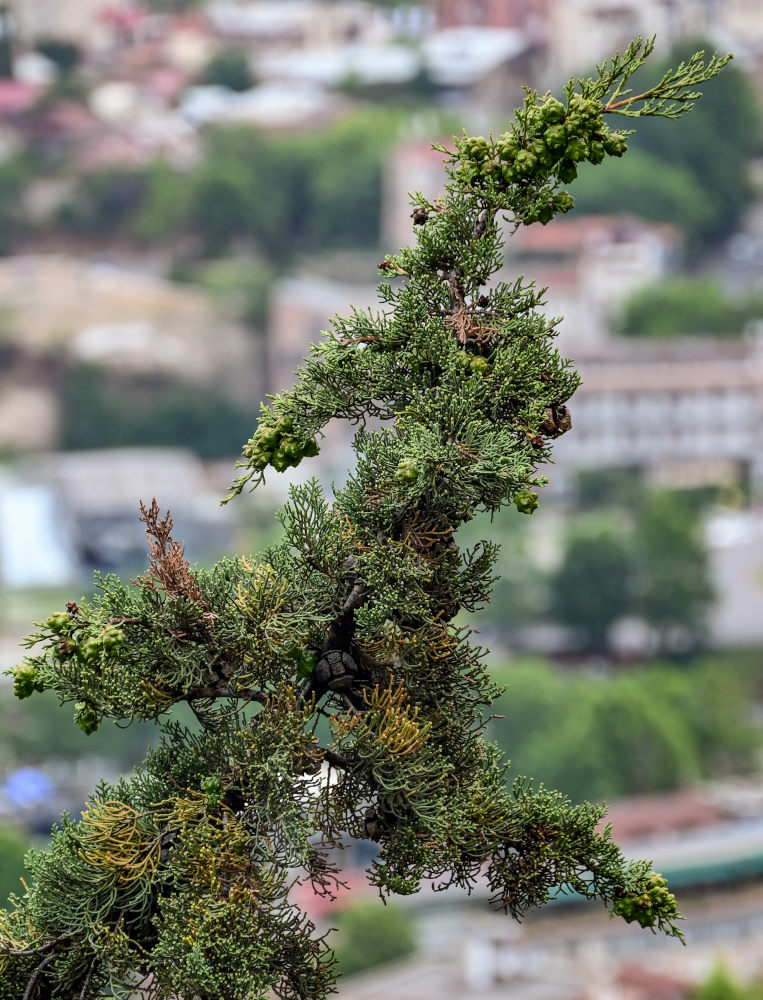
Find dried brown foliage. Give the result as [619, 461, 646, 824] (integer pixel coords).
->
[137, 498, 206, 606]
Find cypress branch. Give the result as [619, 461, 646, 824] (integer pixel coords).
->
[1, 36, 730, 998]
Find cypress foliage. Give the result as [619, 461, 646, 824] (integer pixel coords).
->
[2, 38, 729, 999]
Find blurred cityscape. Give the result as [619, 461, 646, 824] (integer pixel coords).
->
[0, 0, 762, 997]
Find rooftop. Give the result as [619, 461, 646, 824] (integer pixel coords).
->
[260, 44, 420, 86]
[511, 213, 681, 256]
[423, 26, 531, 86]
[0, 79, 42, 117]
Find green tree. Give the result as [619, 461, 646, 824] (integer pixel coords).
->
[0, 154, 31, 255]
[190, 158, 265, 257]
[0, 39, 727, 997]
[693, 965, 763, 1000]
[489, 658, 759, 802]
[35, 38, 82, 75]
[463, 509, 547, 638]
[634, 491, 715, 654]
[304, 116, 393, 248]
[0, 828, 28, 906]
[0, 5, 13, 79]
[196, 128, 299, 258]
[334, 901, 416, 977]
[640, 659, 760, 777]
[631, 39, 760, 244]
[617, 276, 763, 337]
[575, 467, 644, 510]
[138, 112, 405, 261]
[198, 49, 255, 92]
[0, 687, 152, 765]
[132, 160, 192, 243]
[572, 148, 712, 244]
[58, 168, 150, 237]
[143, 0, 201, 9]
[545, 490, 716, 654]
[549, 518, 636, 651]
[197, 116, 395, 257]
[580, 676, 700, 795]
[60, 365, 260, 458]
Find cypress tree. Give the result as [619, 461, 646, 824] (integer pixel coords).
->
[0, 6, 14, 79]
[2, 38, 730, 999]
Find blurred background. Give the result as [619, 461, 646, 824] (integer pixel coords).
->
[0, 0, 762, 996]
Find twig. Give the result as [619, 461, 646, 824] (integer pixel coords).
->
[324, 749, 352, 770]
[6, 932, 73, 958]
[185, 685, 268, 703]
[23, 952, 56, 1000]
[605, 90, 653, 112]
[79, 958, 96, 1000]
[341, 582, 366, 616]
[339, 692, 361, 716]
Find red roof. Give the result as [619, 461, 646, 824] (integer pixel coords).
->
[397, 138, 453, 166]
[0, 80, 42, 116]
[598, 788, 728, 841]
[98, 4, 147, 30]
[511, 212, 680, 254]
[40, 100, 99, 135]
[289, 867, 375, 920]
[616, 964, 694, 1000]
[75, 132, 148, 170]
[144, 66, 187, 103]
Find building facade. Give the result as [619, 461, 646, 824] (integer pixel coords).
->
[545, 0, 709, 82]
[557, 336, 763, 495]
[5, 0, 109, 46]
[432, 0, 552, 31]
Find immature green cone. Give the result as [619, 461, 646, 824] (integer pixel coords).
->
[541, 96, 566, 123]
[557, 159, 578, 183]
[12, 664, 42, 699]
[74, 702, 100, 735]
[545, 124, 568, 150]
[469, 356, 491, 375]
[613, 873, 681, 931]
[604, 131, 628, 156]
[45, 611, 72, 634]
[514, 489, 540, 515]
[515, 149, 538, 175]
[395, 457, 420, 483]
[565, 137, 589, 162]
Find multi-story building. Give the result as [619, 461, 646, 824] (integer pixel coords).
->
[5, 0, 110, 46]
[712, 0, 763, 41]
[712, 0, 763, 98]
[0, 256, 258, 452]
[557, 335, 763, 496]
[545, 0, 710, 82]
[429, 0, 715, 84]
[206, 1, 390, 55]
[432, 0, 552, 32]
[267, 273, 379, 396]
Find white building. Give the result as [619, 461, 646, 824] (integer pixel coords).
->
[5, 0, 110, 47]
[206, 1, 391, 53]
[545, 0, 710, 83]
[268, 273, 380, 395]
[557, 336, 763, 494]
[14, 447, 232, 576]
